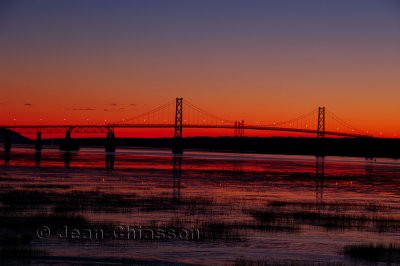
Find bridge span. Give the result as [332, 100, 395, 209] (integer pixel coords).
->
[0, 98, 371, 153]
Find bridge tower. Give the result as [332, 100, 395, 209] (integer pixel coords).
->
[234, 120, 244, 151]
[234, 121, 244, 138]
[317, 107, 325, 139]
[172, 98, 183, 154]
[316, 107, 325, 156]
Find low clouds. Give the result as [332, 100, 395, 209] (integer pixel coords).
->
[64, 103, 136, 113]
[103, 103, 136, 112]
[66, 107, 96, 111]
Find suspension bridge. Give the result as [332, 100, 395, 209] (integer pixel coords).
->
[0, 98, 371, 153]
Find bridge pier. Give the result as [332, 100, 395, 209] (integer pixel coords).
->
[60, 129, 71, 151]
[316, 138, 326, 156]
[60, 129, 78, 151]
[105, 129, 116, 152]
[35, 131, 42, 151]
[172, 98, 183, 154]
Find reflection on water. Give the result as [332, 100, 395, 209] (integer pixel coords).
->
[1, 147, 400, 265]
[172, 155, 182, 203]
[35, 151, 41, 168]
[232, 159, 244, 178]
[105, 152, 115, 172]
[3, 149, 10, 166]
[315, 156, 325, 205]
[365, 157, 374, 177]
[64, 151, 71, 169]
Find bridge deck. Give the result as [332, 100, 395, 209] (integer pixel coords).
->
[0, 124, 370, 138]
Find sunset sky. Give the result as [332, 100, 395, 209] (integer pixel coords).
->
[0, 0, 399, 137]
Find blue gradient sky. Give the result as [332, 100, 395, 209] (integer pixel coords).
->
[0, 0, 399, 136]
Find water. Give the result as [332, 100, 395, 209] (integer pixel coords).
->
[1, 147, 400, 265]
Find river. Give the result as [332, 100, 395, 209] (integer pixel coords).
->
[1, 147, 400, 265]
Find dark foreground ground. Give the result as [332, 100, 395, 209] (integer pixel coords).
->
[1, 147, 400, 265]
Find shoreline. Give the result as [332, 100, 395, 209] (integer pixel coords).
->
[2, 136, 400, 159]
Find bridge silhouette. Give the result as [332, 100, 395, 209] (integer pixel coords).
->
[1, 98, 370, 153]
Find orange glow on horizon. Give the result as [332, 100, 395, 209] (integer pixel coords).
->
[1, 1, 399, 138]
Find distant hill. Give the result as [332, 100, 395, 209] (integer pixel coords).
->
[0, 128, 32, 144]
[1, 129, 399, 158]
